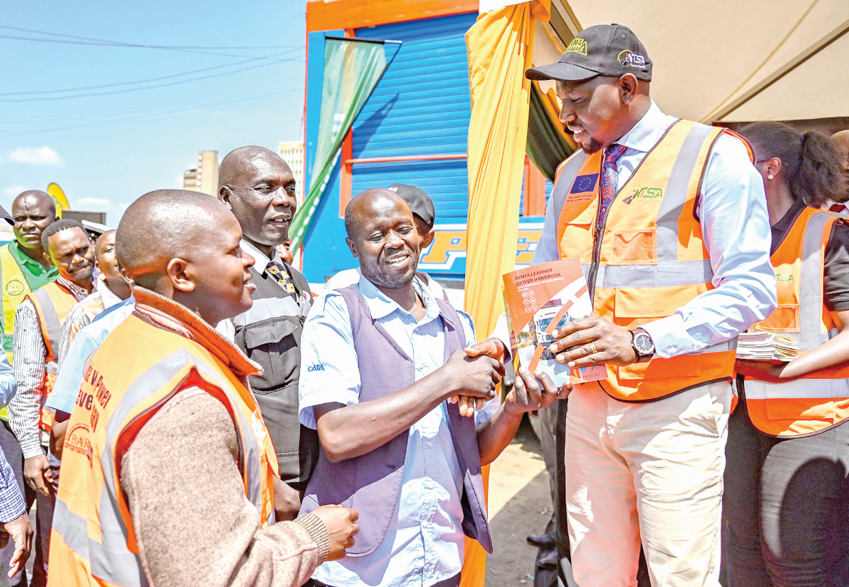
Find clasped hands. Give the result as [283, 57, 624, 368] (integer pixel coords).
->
[450, 317, 642, 417]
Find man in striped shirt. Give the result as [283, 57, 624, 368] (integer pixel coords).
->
[9, 220, 94, 585]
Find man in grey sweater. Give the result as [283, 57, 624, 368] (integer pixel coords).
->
[48, 190, 358, 587]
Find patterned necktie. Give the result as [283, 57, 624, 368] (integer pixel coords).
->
[597, 144, 628, 226]
[265, 260, 298, 301]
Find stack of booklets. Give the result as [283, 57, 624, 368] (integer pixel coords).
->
[736, 331, 799, 361]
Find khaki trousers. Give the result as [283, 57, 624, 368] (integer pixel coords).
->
[566, 380, 731, 587]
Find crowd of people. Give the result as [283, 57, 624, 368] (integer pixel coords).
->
[0, 22, 846, 587]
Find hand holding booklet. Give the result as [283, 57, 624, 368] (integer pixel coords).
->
[502, 258, 607, 386]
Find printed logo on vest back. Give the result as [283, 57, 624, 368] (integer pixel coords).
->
[307, 363, 325, 372]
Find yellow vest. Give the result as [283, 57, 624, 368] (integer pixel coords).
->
[0, 244, 34, 420]
[745, 207, 849, 436]
[48, 291, 278, 587]
[555, 119, 746, 401]
[0, 243, 31, 362]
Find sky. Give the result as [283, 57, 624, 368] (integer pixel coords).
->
[0, 1, 308, 225]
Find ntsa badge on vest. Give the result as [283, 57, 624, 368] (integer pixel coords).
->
[622, 186, 664, 205]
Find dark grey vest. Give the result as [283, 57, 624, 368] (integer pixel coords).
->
[300, 285, 493, 557]
[232, 263, 318, 491]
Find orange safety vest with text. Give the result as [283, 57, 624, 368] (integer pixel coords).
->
[745, 207, 849, 436]
[48, 311, 278, 587]
[29, 281, 79, 431]
[555, 119, 746, 401]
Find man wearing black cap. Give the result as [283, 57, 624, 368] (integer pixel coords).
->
[511, 24, 776, 587]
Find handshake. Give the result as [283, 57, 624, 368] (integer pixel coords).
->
[445, 338, 571, 417]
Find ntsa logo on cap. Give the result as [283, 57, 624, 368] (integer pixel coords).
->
[618, 50, 646, 68]
[566, 38, 588, 55]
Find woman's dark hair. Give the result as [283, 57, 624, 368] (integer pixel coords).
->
[739, 122, 846, 206]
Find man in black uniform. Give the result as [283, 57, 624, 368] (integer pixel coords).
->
[218, 146, 317, 518]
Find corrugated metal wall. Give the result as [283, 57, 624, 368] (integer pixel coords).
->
[302, 11, 548, 283]
[351, 13, 478, 224]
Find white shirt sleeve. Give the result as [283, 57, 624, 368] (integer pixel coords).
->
[531, 185, 562, 266]
[640, 133, 778, 357]
[298, 291, 362, 429]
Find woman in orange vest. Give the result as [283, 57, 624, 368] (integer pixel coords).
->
[727, 122, 849, 587]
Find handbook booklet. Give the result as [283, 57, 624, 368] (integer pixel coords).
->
[502, 259, 607, 386]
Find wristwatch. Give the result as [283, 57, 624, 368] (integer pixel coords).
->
[630, 328, 655, 363]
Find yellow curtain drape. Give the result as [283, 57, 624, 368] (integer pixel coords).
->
[461, 3, 537, 585]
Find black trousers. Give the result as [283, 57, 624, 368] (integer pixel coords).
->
[724, 392, 849, 587]
[0, 420, 51, 587]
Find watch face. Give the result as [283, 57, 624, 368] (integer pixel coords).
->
[634, 333, 654, 354]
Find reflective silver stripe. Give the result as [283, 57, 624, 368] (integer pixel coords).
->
[745, 377, 849, 400]
[190, 359, 265, 516]
[32, 288, 62, 354]
[656, 123, 716, 263]
[52, 499, 148, 587]
[584, 260, 713, 289]
[552, 151, 589, 229]
[104, 350, 265, 516]
[800, 211, 831, 341]
[51, 350, 269, 583]
[233, 296, 300, 327]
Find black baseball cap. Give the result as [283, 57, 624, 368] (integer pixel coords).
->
[387, 183, 435, 228]
[525, 24, 652, 83]
[0, 204, 13, 226]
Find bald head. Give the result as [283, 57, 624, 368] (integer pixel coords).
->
[344, 188, 412, 239]
[117, 190, 233, 287]
[218, 145, 297, 256]
[832, 130, 849, 150]
[13, 190, 55, 215]
[11, 190, 59, 258]
[344, 188, 420, 291]
[219, 146, 287, 190]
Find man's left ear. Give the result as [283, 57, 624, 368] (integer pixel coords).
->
[618, 74, 639, 105]
[43, 252, 54, 268]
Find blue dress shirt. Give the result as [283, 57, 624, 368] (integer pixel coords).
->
[532, 101, 777, 358]
[300, 274, 496, 587]
[45, 297, 135, 415]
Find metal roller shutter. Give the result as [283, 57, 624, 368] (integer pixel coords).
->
[351, 12, 478, 224]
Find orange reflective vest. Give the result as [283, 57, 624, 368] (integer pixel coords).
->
[48, 294, 278, 587]
[29, 281, 79, 431]
[555, 119, 746, 401]
[745, 207, 849, 436]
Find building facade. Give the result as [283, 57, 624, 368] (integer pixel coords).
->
[183, 150, 220, 197]
[278, 141, 305, 203]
